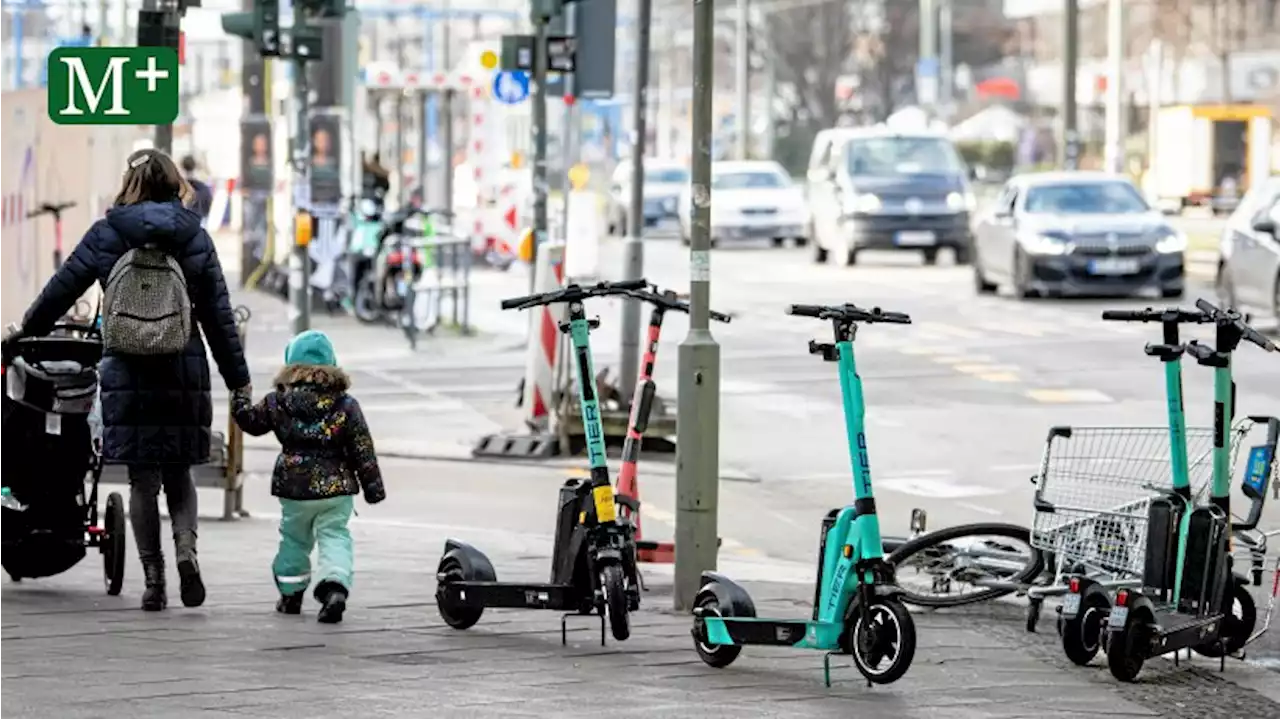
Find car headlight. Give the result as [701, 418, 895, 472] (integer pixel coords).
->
[1154, 230, 1187, 254]
[1021, 232, 1071, 256]
[946, 192, 975, 212]
[844, 193, 881, 215]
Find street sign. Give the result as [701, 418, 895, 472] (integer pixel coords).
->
[493, 70, 530, 105]
[916, 57, 939, 106]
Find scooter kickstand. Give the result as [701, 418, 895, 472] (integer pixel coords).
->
[559, 612, 608, 647]
[822, 653, 833, 688]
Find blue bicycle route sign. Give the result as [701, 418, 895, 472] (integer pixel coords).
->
[492, 70, 530, 105]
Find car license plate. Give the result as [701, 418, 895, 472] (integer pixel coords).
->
[747, 226, 779, 237]
[1088, 258, 1140, 275]
[1108, 605, 1129, 628]
[895, 231, 936, 246]
[1061, 592, 1081, 618]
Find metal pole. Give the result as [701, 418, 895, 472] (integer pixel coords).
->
[394, 37, 407, 204]
[918, 0, 937, 115]
[442, 89, 455, 218]
[1060, 0, 1079, 169]
[529, 13, 550, 293]
[733, 0, 749, 159]
[1103, 0, 1123, 174]
[97, 0, 108, 43]
[674, 0, 721, 612]
[939, 0, 953, 113]
[560, 4, 577, 234]
[290, 55, 312, 335]
[620, 0, 652, 402]
[761, 25, 774, 159]
[13, 3, 24, 89]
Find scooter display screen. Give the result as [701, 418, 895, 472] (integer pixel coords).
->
[1241, 445, 1273, 501]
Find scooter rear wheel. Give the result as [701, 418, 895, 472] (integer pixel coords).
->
[600, 564, 630, 641]
[1107, 609, 1151, 682]
[436, 558, 485, 630]
[1061, 591, 1110, 665]
[849, 598, 916, 685]
[693, 590, 743, 668]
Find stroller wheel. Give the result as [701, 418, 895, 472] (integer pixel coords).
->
[102, 492, 127, 596]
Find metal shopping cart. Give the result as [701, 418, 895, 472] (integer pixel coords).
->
[1024, 417, 1276, 633]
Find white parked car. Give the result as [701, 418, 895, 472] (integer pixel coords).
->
[677, 161, 809, 247]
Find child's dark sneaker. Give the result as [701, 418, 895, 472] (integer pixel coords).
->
[317, 589, 347, 624]
[276, 593, 304, 615]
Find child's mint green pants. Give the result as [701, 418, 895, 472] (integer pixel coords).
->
[273, 496, 354, 596]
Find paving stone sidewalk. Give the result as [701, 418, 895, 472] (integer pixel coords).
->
[4, 513, 1278, 719]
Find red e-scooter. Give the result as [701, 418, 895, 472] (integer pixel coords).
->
[613, 285, 730, 563]
[27, 201, 77, 268]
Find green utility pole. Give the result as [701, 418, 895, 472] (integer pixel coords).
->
[674, 0, 721, 612]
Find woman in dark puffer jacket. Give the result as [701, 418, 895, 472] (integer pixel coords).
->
[19, 149, 251, 611]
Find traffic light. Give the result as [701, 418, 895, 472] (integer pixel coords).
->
[296, 0, 345, 19]
[221, 0, 279, 56]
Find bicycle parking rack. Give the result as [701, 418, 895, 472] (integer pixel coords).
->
[99, 307, 252, 521]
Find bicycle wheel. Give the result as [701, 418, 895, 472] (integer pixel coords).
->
[887, 523, 1045, 608]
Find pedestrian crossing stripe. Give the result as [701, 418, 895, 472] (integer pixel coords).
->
[930, 354, 995, 364]
[974, 372, 1021, 383]
[1025, 388, 1114, 404]
[952, 363, 1019, 375]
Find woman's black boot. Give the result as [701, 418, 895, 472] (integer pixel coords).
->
[174, 531, 206, 607]
[141, 561, 167, 611]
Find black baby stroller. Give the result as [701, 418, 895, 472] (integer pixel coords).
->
[2, 322, 127, 594]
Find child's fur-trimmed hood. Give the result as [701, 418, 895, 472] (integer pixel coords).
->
[274, 364, 351, 391]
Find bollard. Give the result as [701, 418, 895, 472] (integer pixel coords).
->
[222, 305, 251, 521]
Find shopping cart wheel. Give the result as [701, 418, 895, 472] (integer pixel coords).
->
[1025, 597, 1043, 633]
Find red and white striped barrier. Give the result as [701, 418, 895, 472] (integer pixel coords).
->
[361, 64, 482, 93]
[522, 241, 566, 432]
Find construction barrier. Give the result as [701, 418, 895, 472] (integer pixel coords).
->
[471, 241, 565, 459]
[523, 241, 567, 431]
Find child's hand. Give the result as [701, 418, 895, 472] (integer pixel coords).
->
[363, 481, 386, 505]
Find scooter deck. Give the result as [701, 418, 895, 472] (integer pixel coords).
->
[439, 580, 583, 611]
[703, 616, 842, 650]
[1150, 608, 1225, 650]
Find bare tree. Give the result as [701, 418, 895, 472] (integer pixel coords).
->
[766, 0, 855, 130]
[763, 0, 855, 170]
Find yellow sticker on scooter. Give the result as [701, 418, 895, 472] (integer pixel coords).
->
[593, 486, 618, 524]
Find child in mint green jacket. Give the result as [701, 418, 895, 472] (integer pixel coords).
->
[231, 330, 385, 623]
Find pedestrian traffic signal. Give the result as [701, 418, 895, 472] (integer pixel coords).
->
[220, 0, 279, 56]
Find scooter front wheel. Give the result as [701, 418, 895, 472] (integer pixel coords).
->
[693, 589, 743, 668]
[1193, 576, 1256, 658]
[850, 598, 916, 685]
[600, 564, 631, 641]
[436, 557, 485, 630]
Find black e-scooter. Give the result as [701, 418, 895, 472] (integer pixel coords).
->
[1105, 300, 1278, 681]
[435, 280, 650, 645]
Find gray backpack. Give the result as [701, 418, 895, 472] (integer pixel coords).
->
[101, 245, 192, 355]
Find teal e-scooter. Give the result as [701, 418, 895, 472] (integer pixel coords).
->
[691, 302, 917, 686]
[1103, 300, 1278, 682]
